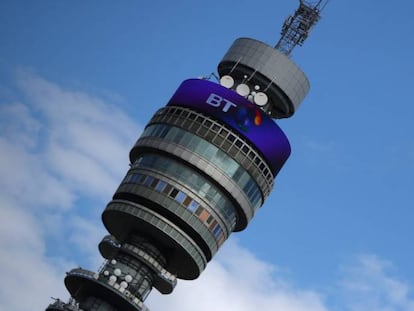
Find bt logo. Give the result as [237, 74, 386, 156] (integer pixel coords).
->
[206, 93, 237, 112]
[206, 93, 262, 132]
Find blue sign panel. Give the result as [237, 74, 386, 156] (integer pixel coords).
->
[166, 79, 291, 176]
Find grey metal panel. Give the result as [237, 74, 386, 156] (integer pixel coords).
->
[218, 37, 310, 117]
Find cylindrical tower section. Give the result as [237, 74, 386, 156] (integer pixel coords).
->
[218, 37, 310, 118]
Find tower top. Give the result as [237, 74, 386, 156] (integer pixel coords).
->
[275, 0, 329, 56]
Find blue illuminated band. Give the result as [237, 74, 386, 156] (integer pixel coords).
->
[166, 79, 291, 176]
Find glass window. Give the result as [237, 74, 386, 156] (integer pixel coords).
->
[138, 174, 146, 183]
[130, 174, 140, 183]
[155, 180, 167, 192]
[232, 167, 244, 183]
[204, 120, 212, 127]
[238, 172, 250, 189]
[183, 196, 192, 207]
[212, 124, 220, 132]
[165, 126, 181, 142]
[213, 225, 222, 237]
[175, 191, 186, 204]
[160, 126, 169, 138]
[209, 219, 217, 230]
[219, 128, 227, 136]
[199, 210, 210, 222]
[169, 188, 179, 198]
[188, 200, 198, 212]
[144, 176, 154, 187]
[150, 178, 159, 188]
[204, 144, 217, 159]
[163, 184, 173, 195]
[195, 206, 203, 216]
[179, 132, 192, 146]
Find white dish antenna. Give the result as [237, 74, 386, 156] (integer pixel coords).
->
[254, 92, 268, 106]
[236, 83, 250, 97]
[220, 75, 235, 88]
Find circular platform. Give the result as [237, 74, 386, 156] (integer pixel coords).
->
[218, 37, 310, 118]
[102, 200, 207, 280]
[64, 268, 147, 311]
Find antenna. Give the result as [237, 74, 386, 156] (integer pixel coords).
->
[275, 0, 329, 56]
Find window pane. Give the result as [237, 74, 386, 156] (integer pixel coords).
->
[195, 206, 203, 216]
[150, 178, 159, 188]
[188, 200, 198, 212]
[163, 184, 173, 195]
[155, 180, 167, 192]
[175, 191, 186, 204]
[144, 176, 154, 186]
[169, 188, 179, 198]
[183, 196, 192, 207]
[199, 210, 210, 222]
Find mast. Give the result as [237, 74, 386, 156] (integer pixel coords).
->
[275, 0, 329, 56]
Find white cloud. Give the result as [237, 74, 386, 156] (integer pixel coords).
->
[340, 254, 414, 311]
[15, 70, 139, 198]
[0, 102, 42, 149]
[0, 70, 140, 311]
[148, 239, 330, 311]
[68, 215, 106, 268]
[0, 198, 70, 311]
[0, 122, 75, 211]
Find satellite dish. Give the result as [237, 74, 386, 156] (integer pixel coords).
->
[220, 75, 234, 88]
[254, 92, 268, 106]
[125, 275, 133, 283]
[236, 83, 250, 97]
[120, 281, 128, 288]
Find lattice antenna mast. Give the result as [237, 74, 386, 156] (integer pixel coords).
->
[275, 0, 328, 56]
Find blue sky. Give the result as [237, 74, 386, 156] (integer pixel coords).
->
[1, 1, 413, 310]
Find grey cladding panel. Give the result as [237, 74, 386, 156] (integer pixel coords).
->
[218, 38, 310, 117]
